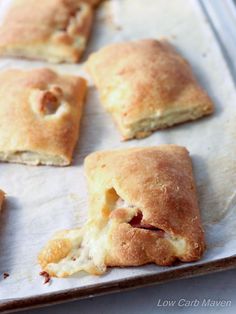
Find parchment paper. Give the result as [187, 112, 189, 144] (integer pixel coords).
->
[0, 0, 236, 302]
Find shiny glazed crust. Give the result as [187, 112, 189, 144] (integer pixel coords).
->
[86, 39, 214, 139]
[0, 68, 87, 166]
[0, 0, 94, 63]
[85, 145, 205, 266]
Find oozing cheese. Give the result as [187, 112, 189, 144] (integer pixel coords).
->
[40, 197, 187, 277]
[45, 221, 113, 277]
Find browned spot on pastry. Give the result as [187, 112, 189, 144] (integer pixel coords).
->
[40, 271, 51, 284]
[38, 238, 72, 268]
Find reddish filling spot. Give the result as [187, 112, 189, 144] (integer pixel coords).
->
[40, 271, 51, 284]
[129, 211, 165, 237]
[40, 91, 60, 115]
[128, 211, 143, 226]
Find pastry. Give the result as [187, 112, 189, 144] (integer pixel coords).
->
[0, 190, 5, 211]
[0, 68, 87, 166]
[86, 39, 214, 139]
[38, 145, 205, 277]
[0, 0, 94, 63]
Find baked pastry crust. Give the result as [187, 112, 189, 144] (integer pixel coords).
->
[38, 145, 205, 277]
[86, 39, 214, 139]
[0, 190, 5, 211]
[0, 68, 87, 166]
[0, 0, 94, 63]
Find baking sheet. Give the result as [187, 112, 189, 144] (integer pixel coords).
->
[0, 0, 236, 308]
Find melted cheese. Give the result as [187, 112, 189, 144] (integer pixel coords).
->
[42, 197, 137, 277]
[167, 237, 186, 255]
[41, 197, 187, 277]
[45, 221, 113, 277]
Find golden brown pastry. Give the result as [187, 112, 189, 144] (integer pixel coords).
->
[0, 0, 94, 63]
[0, 190, 5, 211]
[38, 145, 205, 277]
[86, 39, 214, 140]
[0, 68, 87, 166]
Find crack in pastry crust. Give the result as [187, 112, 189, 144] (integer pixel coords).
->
[86, 39, 214, 139]
[0, 0, 94, 63]
[38, 145, 205, 277]
[0, 68, 87, 166]
[127, 210, 165, 236]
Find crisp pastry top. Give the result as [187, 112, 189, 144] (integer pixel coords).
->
[38, 145, 205, 277]
[0, 68, 87, 166]
[86, 39, 214, 139]
[0, 0, 93, 63]
[0, 190, 5, 210]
